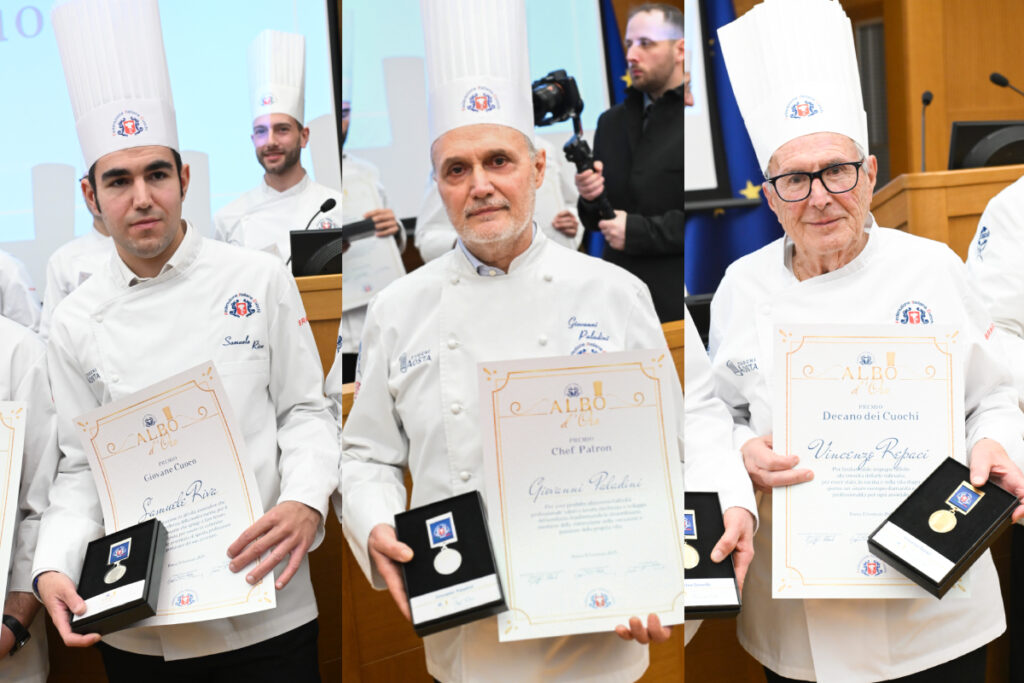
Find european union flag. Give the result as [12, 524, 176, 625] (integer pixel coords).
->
[684, 0, 783, 296]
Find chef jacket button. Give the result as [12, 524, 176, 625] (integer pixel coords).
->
[111, 375, 120, 384]
[538, 334, 548, 346]
[459, 471, 472, 482]
[94, 314, 103, 323]
[450, 402, 463, 415]
[543, 273, 553, 282]
[760, 304, 771, 315]
[450, 275, 460, 285]
[448, 339, 460, 350]
[488, 269, 498, 277]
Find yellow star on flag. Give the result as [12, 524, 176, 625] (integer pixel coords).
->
[739, 180, 762, 200]
[621, 70, 632, 88]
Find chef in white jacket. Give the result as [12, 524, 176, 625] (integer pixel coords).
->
[214, 29, 347, 261]
[39, 214, 113, 340]
[0, 251, 41, 333]
[341, 1, 684, 681]
[966, 175, 1024, 405]
[415, 135, 582, 262]
[0, 316, 61, 683]
[33, 1, 338, 677]
[714, 1, 1024, 681]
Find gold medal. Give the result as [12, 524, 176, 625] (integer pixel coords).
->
[929, 481, 984, 534]
[683, 542, 700, 569]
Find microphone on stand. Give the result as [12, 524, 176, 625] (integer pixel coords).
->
[303, 198, 338, 231]
[990, 72, 1024, 99]
[921, 90, 933, 172]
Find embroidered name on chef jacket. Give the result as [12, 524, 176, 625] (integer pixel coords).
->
[976, 225, 990, 260]
[399, 349, 432, 373]
[727, 358, 758, 376]
[568, 316, 609, 354]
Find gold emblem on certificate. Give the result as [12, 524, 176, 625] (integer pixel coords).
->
[427, 512, 462, 576]
[104, 538, 131, 584]
[928, 481, 984, 533]
[683, 509, 699, 570]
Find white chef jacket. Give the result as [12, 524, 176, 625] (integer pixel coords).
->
[33, 223, 340, 660]
[0, 317, 60, 683]
[39, 229, 113, 340]
[214, 172, 345, 261]
[967, 175, 1024, 406]
[341, 153, 407, 355]
[0, 250, 41, 333]
[682, 305, 758, 647]
[414, 137, 583, 263]
[342, 229, 680, 683]
[709, 221, 1024, 682]
[325, 318, 342, 424]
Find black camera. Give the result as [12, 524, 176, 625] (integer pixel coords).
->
[531, 70, 615, 219]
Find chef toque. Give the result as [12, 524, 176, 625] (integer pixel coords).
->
[341, 6, 352, 109]
[718, 0, 868, 174]
[420, 0, 534, 144]
[248, 29, 306, 125]
[52, 0, 178, 171]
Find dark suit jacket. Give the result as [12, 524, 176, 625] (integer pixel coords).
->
[578, 85, 683, 323]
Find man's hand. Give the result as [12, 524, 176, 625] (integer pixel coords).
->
[550, 210, 579, 237]
[741, 434, 814, 493]
[364, 208, 400, 238]
[598, 210, 627, 251]
[227, 500, 321, 590]
[970, 438, 1024, 522]
[574, 160, 605, 201]
[710, 507, 755, 594]
[36, 572, 101, 648]
[614, 613, 671, 644]
[368, 524, 414, 621]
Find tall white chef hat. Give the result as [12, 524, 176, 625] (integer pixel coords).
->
[52, 0, 178, 171]
[248, 30, 306, 125]
[718, 0, 868, 174]
[420, 0, 534, 144]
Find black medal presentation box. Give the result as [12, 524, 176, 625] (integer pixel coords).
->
[867, 458, 1017, 598]
[394, 491, 506, 637]
[683, 491, 741, 620]
[71, 518, 168, 635]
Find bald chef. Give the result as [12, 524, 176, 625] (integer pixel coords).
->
[32, 1, 338, 679]
[712, 1, 1024, 681]
[341, 1, 682, 681]
[214, 29, 346, 261]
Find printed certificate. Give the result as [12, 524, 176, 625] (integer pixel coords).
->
[0, 403, 25, 603]
[772, 325, 964, 598]
[479, 350, 684, 641]
[75, 364, 275, 625]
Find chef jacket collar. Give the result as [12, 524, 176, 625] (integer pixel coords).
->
[261, 171, 310, 198]
[111, 220, 199, 288]
[456, 223, 538, 276]
[783, 212, 878, 281]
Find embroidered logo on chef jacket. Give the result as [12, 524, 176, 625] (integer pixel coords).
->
[399, 349, 432, 373]
[858, 555, 886, 577]
[112, 110, 147, 137]
[785, 96, 822, 119]
[317, 217, 339, 230]
[585, 589, 613, 609]
[336, 335, 342, 355]
[726, 358, 758, 376]
[463, 86, 499, 113]
[976, 225, 990, 260]
[895, 301, 933, 325]
[224, 293, 262, 318]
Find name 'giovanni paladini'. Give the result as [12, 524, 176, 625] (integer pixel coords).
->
[529, 471, 642, 503]
[807, 436, 929, 469]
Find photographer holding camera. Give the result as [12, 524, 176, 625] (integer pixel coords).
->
[575, 3, 683, 323]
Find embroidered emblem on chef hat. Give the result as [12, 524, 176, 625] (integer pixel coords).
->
[260, 93, 277, 106]
[785, 96, 822, 120]
[895, 301, 933, 325]
[224, 293, 262, 319]
[858, 555, 885, 577]
[112, 110, 147, 137]
[463, 87, 500, 113]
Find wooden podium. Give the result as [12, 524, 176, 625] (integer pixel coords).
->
[871, 164, 1024, 259]
[340, 321, 684, 683]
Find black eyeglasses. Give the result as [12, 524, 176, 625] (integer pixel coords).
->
[766, 160, 864, 202]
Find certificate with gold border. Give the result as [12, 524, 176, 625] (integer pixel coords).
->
[74, 363, 275, 625]
[0, 403, 25, 605]
[772, 325, 965, 599]
[479, 350, 684, 641]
